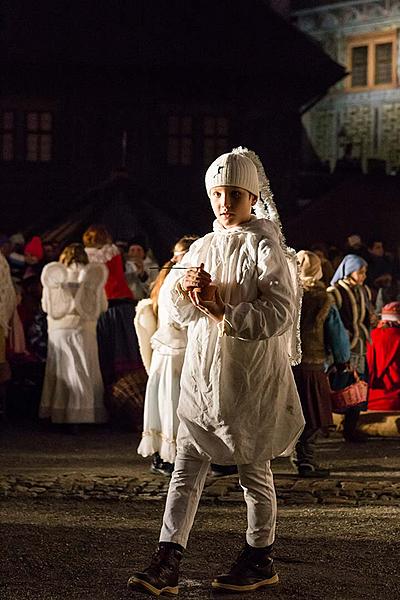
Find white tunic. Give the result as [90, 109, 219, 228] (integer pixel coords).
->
[137, 282, 187, 463]
[164, 217, 304, 465]
[39, 262, 108, 424]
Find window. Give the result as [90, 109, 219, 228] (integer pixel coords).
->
[1, 111, 15, 161]
[25, 111, 53, 161]
[347, 32, 397, 91]
[167, 116, 192, 166]
[203, 117, 229, 164]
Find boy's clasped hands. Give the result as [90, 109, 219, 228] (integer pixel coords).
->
[181, 263, 225, 323]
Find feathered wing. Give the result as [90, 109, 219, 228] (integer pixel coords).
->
[134, 298, 157, 374]
[75, 263, 108, 320]
[232, 146, 302, 365]
[41, 262, 72, 319]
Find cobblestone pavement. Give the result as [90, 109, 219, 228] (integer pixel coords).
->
[1, 425, 399, 506]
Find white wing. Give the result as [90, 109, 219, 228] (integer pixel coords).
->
[134, 298, 157, 374]
[41, 262, 73, 319]
[75, 263, 108, 320]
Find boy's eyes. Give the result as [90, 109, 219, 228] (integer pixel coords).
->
[212, 190, 243, 199]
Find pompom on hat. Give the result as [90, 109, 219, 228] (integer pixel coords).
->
[205, 152, 259, 198]
[381, 301, 400, 322]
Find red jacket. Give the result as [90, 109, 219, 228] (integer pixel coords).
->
[85, 245, 133, 301]
[367, 326, 400, 411]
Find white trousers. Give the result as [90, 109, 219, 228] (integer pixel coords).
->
[159, 444, 277, 549]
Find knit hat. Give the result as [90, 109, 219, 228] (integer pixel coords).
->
[296, 250, 323, 289]
[24, 236, 44, 261]
[381, 301, 400, 322]
[205, 152, 259, 198]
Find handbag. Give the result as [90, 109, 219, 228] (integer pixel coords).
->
[330, 369, 368, 414]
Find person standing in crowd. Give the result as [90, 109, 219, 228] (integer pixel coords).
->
[127, 147, 304, 596]
[39, 243, 108, 427]
[0, 252, 16, 420]
[83, 225, 145, 427]
[125, 237, 159, 301]
[328, 254, 372, 442]
[293, 251, 350, 477]
[136, 235, 198, 475]
[310, 242, 334, 288]
[375, 271, 400, 317]
[366, 237, 394, 296]
[344, 233, 368, 262]
[367, 301, 400, 412]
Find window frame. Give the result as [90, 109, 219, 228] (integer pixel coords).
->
[166, 114, 193, 167]
[1, 110, 16, 162]
[203, 115, 229, 165]
[346, 30, 397, 92]
[24, 110, 54, 162]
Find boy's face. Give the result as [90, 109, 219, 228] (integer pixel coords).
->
[210, 186, 255, 228]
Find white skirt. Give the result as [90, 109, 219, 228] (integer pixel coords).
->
[137, 348, 184, 463]
[39, 325, 107, 424]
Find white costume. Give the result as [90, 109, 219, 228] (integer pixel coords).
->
[136, 281, 187, 464]
[0, 253, 16, 337]
[164, 217, 304, 465]
[39, 262, 108, 424]
[157, 148, 304, 551]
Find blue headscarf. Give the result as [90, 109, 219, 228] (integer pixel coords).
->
[330, 254, 368, 285]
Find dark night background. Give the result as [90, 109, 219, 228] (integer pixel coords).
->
[0, 0, 345, 260]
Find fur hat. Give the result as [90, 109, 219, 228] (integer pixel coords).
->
[381, 301, 400, 322]
[205, 152, 259, 197]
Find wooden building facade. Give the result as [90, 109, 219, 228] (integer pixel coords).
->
[0, 0, 344, 242]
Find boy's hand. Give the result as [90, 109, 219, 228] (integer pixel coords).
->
[181, 263, 211, 292]
[190, 284, 225, 323]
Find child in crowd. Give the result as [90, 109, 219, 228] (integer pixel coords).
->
[125, 237, 159, 301]
[136, 235, 198, 475]
[293, 250, 350, 478]
[328, 254, 372, 442]
[39, 243, 108, 426]
[128, 147, 304, 596]
[0, 252, 16, 419]
[367, 301, 400, 412]
[83, 225, 146, 429]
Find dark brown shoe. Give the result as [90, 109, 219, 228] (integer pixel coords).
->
[212, 545, 278, 592]
[127, 543, 183, 596]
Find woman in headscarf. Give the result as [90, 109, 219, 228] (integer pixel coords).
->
[328, 254, 372, 441]
[367, 302, 400, 411]
[292, 251, 350, 477]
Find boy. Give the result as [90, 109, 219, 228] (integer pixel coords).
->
[128, 148, 304, 596]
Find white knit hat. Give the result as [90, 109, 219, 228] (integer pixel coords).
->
[205, 152, 259, 197]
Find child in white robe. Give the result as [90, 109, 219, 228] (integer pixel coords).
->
[128, 148, 304, 596]
[135, 235, 198, 474]
[39, 243, 108, 425]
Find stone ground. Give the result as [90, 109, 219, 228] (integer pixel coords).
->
[1, 425, 400, 505]
[1, 424, 400, 599]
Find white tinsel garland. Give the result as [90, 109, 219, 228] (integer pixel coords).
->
[231, 146, 303, 365]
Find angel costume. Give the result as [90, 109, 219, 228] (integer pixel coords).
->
[136, 282, 187, 464]
[157, 148, 304, 551]
[39, 262, 108, 424]
[0, 253, 16, 385]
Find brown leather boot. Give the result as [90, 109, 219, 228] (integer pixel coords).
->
[212, 544, 278, 592]
[127, 543, 183, 596]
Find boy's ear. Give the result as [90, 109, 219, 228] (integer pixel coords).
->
[250, 194, 258, 206]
